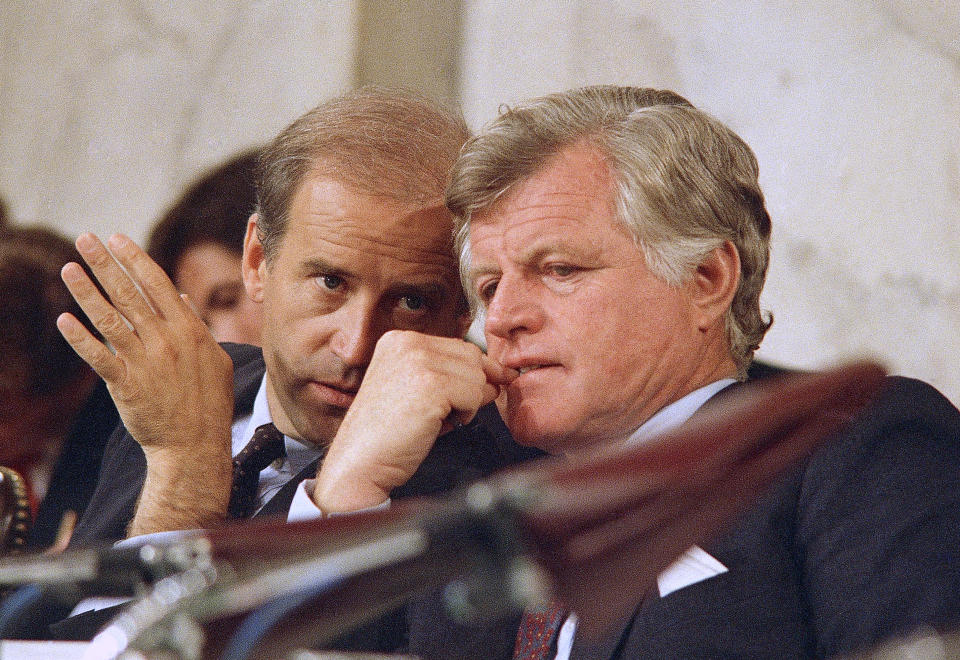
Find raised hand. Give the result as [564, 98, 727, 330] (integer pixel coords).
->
[312, 329, 516, 514]
[56, 233, 235, 533]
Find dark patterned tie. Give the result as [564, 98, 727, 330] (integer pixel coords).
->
[228, 423, 286, 519]
[513, 600, 567, 660]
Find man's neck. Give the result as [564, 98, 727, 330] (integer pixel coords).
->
[627, 378, 737, 446]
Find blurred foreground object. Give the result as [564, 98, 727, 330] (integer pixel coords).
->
[0, 362, 885, 658]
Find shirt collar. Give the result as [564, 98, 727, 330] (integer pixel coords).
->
[234, 376, 320, 470]
[244, 375, 273, 439]
[627, 378, 737, 446]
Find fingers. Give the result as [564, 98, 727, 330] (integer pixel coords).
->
[442, 342, 502, 424]
[56, 310, 125, 381]
[60, 255, 146, 354]
[482, 354, 519, 386]
[369, 331, 497, 427]
[72, 233, 160, 327]
[439, 345, 516, 423]
[74, 233, 193, 327]
[102, 233, 187, 318]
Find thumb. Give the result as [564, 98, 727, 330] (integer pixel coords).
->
[482, 353, 519, 387]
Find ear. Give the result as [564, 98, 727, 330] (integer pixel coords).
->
[242, 213, 266, 303]
[686, 240, 740, 332]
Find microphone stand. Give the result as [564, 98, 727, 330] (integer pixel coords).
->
[85, 483, 543, 660]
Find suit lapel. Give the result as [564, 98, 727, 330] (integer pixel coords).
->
[569, 604, 644, 660]
[567, 384, 748, 660]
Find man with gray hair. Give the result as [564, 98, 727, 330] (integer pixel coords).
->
[311, 85, 960, 658]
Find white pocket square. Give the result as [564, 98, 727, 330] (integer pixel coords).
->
[657, 545, 729, 597]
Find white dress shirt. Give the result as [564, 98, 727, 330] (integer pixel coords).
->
[231, 377, 324, 517]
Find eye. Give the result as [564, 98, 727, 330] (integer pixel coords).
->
[547, 263, 576, 277]
[399, 294, 426, 311]
[319, 274, 343, 290]
[476, 279, 498, 304]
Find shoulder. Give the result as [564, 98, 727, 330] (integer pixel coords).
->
[800, 375, 960, 494]
[846, 375, 959, 433]
[221, 341, 264, 370]
[792, 376, 960, 651]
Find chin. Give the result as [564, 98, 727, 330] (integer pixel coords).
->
[291, 411, 345, 447]
[505, 409, 572, 454]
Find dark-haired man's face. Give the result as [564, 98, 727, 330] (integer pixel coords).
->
[242, 172, 468, 447]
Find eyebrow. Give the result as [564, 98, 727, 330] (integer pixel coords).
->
[468, 241, 572, 281]
[466, 262, 500, 285]
[387, 282, 450, 302]
[300, 256, 349, 278]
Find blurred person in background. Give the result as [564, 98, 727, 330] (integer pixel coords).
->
[147, 149, 264, 345]
[0, 226, 118, 550]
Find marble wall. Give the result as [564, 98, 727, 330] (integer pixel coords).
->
[0, 1, 356, 242]
[2, 0, 958, 403]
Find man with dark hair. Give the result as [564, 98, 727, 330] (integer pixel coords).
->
[0, 226, 118, 550]
[43, 86, 538, 646]
[147, 149, 263, 345]
[59, 87, 528, 548]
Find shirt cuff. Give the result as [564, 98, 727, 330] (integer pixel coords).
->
[287, 478, 391, 522]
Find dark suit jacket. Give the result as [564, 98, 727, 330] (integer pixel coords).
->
[71, 342, 540, 547]
[26, 378, 119, 550]
[42, 343, 539, 647]
[407, 376, 960, 660]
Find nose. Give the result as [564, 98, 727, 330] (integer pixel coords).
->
[330, 298, 381, 368]
[484, 273, 544, 340]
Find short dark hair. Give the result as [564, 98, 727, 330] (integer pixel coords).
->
[254, 87, 471, 263]
[0, 226, 97, 396]
[147, 149, 260, 282]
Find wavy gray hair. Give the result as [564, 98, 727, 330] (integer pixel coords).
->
[448, 85, 772, 376]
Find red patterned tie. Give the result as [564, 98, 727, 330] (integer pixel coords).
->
[227, 423, 285, 519]
[513, 600, 567, 660]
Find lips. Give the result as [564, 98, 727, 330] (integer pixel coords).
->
[505, 360, 561, 383]
[309, 380, 359, 409]
[517, 365, 545, 374]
